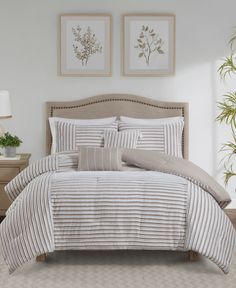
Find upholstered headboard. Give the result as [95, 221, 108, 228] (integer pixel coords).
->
[46, 94, 189, 158]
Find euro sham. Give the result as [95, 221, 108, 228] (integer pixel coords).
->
[120, 116, 183, 125]
[119, 118, 184, 157]
[49, 117, 117, 154]
[54, 121, 118, 153]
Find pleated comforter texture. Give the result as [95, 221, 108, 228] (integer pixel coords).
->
[0, 151, 235, 274]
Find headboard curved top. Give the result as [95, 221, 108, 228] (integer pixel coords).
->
[46, 94, 189, 158]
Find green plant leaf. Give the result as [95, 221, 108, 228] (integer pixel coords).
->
[218, 54, 236, 80]
[229, 29, 236, 50]
[0, 132, 22, 148]
[224, 164, 236, 185]
[217, 29, 236, 187]
[216, 92, 236, 128]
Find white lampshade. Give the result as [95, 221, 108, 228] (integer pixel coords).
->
[0, 91, 12, 118]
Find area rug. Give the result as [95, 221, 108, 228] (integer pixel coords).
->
[0, 250, 235, 288]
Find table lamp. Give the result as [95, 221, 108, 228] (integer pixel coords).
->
[0, 91, 12, 136]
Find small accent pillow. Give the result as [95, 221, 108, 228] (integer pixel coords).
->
[78, 147, 122, 171]
[104, 130, 141, 149]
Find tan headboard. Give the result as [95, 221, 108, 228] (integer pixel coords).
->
[46, 94, 189, 159]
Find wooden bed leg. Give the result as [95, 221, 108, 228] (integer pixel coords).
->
[36, 254, 46, 262]
[189, 251, 199, 261]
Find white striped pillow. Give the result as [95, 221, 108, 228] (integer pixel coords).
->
[119, 119, 184, 158]
[49, 117, 117, 154]
[78, 147, 122, 171]
[55, 122, 118, 153]
[104, 130, 141, 149]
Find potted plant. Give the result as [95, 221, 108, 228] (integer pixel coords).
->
[0, 132, 22, 157]
[217, 30, 236, 184]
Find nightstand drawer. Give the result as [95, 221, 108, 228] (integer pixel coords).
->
[0, 167, 20, 182]
[0, 154, 31, 217]
[0, 184, 11, 213]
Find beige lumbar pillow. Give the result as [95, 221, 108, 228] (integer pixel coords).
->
[78, 147, 122, 171]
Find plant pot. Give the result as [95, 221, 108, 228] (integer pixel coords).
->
[4, 146, 16, 158]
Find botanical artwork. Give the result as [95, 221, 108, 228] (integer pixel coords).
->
[61, 15, 111, 76]
[134, 25, 164, 66]
[72, 25, 102, 66]
[123, 15, 175, 76]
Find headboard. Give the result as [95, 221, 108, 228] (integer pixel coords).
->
[46, 94, 189, 159]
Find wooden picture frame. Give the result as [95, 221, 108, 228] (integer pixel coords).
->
[60, 14, 112, 76]
[123, 14, 175, 77]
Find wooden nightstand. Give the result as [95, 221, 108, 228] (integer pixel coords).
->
[0, 154, 31, 217]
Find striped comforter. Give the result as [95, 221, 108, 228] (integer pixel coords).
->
[0, 152, 235, 274]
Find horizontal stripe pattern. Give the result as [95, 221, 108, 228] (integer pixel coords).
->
[104, 130, 141, 149]
[0, 174, 55, 273]
[56, 122, 118, 153]
[185, 182, 236, 274]
[1, 151, 235, 274]
[5, 155, 58, 201]
[119, 120, 184, 157]
[57, 151, 79, 171]
[51, 171, 187, 251]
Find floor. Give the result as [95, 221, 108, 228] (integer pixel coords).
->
[0, 250, 235, 288]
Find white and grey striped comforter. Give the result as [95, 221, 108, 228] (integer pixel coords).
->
[0, 152, 235, 274]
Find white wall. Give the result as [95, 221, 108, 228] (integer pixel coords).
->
[0, 0, 236, 197]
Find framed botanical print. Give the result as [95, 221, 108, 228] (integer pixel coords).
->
[60, 14, 111, 76]
[123, 14, 175, 76]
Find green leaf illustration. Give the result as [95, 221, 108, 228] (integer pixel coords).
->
[134, 25, 165, 66]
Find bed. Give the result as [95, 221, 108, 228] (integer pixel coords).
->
[0, 94, 235, 274]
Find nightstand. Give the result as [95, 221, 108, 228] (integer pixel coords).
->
[0, 154, 31, 217]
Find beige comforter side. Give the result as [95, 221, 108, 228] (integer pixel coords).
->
[122, 149, 231, 208]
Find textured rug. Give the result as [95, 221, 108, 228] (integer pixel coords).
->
[0, 250, 236, 288]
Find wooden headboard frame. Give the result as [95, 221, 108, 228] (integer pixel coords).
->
[46, 94, 189, 159]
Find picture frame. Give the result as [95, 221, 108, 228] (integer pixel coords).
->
[60, 14, 112, 76]
[123, 14, 175, 76]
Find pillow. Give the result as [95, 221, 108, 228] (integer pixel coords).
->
[119, 118, 184, 158]
[104, 130, 141, 149]
[78, 147, 122, 171]
[120, 116, 183, 125]
[49, 117, 117, 154]
[55, 121, 118, 153]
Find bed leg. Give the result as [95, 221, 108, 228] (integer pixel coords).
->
[36, 254, 46, 262]
[189, 251, 199, 261]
